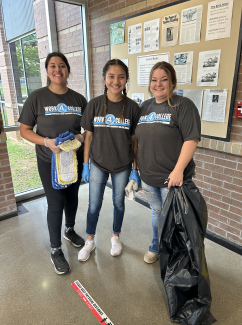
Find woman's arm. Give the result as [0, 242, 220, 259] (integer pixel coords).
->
[20, 124, 61, 154]
[82, 131, 86, 141]
[168, 138, 199, 187]
[75, 132, 86, 144]
[132, 135, 138, 170]
[83, 130, 93, 163]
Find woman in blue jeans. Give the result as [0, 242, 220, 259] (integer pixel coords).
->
[135, 61, 201, 263]
[78, 59, 140, 262]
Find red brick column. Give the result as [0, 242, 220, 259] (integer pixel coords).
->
[0, 1, 17, 218]
[0, 3, 20, 138]
[0, 141, 17, 219]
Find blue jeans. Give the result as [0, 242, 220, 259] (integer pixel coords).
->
[142, 181, 169, 254]
[86, 160, 132, 236]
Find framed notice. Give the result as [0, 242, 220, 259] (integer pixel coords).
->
[137, 53, 170, 86]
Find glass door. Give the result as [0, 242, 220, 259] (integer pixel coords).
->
[6, 32, 44, 200]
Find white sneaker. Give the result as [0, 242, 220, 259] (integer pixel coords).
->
[110, 236, 122, 256]
[144, 251, 158, 264]
[78, 239, 96, 262]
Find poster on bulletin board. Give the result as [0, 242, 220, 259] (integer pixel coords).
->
[137, 53, 170, 86]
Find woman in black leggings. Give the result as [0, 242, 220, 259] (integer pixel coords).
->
[19, 52, 87, 275]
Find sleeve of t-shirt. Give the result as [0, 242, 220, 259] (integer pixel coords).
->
[80, 95, 87, 115]
[139, 101, 145, 109]
[130, 101, 141, 135]
[81, 100, 95, 132]
[177, 97, 201, 142]
[18, 93, 37, 127]
[139, 98, 153, 110]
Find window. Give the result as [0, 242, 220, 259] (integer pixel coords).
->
[22, 34, 42, 94]
[9, 33, 42, 105]
[7, 33, 43, 196]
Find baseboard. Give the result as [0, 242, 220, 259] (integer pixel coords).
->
[0, 181, 87, 222]
[108, 183, 242, 256]
[205, 231, 242, 256]
[0, 211, 18, 222]
[134, 194, 242, 256]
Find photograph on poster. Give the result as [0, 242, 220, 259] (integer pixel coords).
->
[144, 18, 160, 52]
[128, 23, 142, 54]
[180, 4, 203, 45]
[174, 51, 193, 84]
[212, 95, 219, 102]
[167, 28, 173, 41]
[137, 53, 170, 86]
[174, 53, 187, 64]
[161, 13, 179, 47]
[206, 0, 234, 41]
[202, 89, 227, 122]
[197, 49, 221, 86]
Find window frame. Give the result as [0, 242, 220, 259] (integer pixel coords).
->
[9, 31, 41, 109]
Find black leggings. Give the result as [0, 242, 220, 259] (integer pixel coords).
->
[37, 150, 84, 248]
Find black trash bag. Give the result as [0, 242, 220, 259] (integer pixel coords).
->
[158, 179, 216, 325]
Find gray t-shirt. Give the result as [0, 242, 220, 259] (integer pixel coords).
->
[18, 87, 87, 162]
[135, 95, 201, 187]
[81, 94, 140, 173]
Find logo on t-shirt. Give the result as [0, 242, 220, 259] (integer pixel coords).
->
[105, 114, 115, 125]
[93, 115, 130, 129]
[57, 103, 68, 112]
[44, 105, 82, 115]
[147, 112, 156, 122]
[138, 112, 171, 125]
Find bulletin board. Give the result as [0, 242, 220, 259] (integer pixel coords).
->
[110, 0, 242, 141]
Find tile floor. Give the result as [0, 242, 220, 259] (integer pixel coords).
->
[0, 184, 241, 325]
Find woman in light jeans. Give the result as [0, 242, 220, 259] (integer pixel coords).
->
[135, 61, 200, 264]
[86, 160, 132, 240]
[78, 59, 140, 262]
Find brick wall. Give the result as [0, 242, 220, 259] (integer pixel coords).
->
[0, 1, 17, 218]
[33, 0, 49, 87]
[0, 141, 17, 218]
[33, 0, 48, 39]
[0, 2, 19, 129]
[88, 0, 242, 246]
[193, 149, 242, 245]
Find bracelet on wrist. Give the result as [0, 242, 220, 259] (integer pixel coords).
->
[44, 137, 49, 147]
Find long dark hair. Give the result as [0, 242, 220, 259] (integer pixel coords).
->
[102, 59, 129, 123]
[45, 52, 71, 86]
